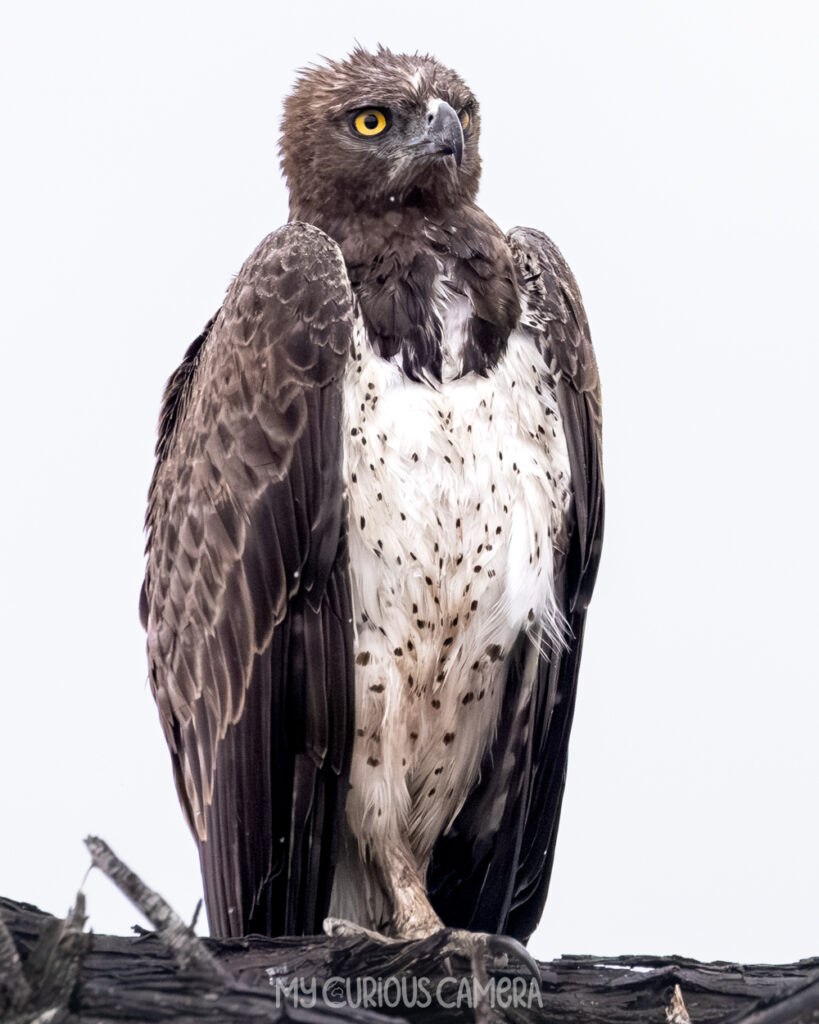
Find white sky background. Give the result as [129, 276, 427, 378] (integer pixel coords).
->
[0, 0, 816, 965]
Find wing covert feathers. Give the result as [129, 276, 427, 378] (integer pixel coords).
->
[142, 223, 356, 936]
[507, 226, 604, 611]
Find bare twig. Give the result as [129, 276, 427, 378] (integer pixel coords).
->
[84, 835, 229, 979]
[25, 894, 88, 1015]
[190, 897, 204, 931]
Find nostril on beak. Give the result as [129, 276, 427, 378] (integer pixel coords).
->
[421, 100, 464, 166]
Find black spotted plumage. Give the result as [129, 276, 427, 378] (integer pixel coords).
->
[142, 46, 603, 945]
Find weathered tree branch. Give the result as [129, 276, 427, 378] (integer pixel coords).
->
[1, 839, 817, 1023]
[83, 835, 227, 980]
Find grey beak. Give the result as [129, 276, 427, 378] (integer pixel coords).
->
[424, 101, 464, 167]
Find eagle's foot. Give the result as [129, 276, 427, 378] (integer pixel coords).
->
[322, 917, 399, 944]
[443, 928, 541, 982]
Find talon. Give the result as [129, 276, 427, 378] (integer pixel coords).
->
[485, 934, 541, 980]
[443, 928, 541, 981]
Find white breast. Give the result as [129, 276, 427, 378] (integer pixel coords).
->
[341, 307, 572, 859]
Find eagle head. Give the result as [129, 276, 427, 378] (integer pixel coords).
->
[280, 46, 481, 223]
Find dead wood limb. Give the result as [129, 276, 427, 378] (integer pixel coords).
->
[3, 894, 819, 1024]
[83, 834, 228, 980]
[2, 837, 818, 1023]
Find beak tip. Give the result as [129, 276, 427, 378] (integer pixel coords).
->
[425, 100, 465, 170]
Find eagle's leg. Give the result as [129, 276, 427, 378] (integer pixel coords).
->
[330, 749, 444, 939]
[328, 629, 539, 982]
[328, 631, 445, 939]
[382, 846, 443, 939]
[324, 846, 442, 940]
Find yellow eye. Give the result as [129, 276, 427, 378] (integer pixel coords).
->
[354, 109, 388, 136]
[460, 108, 470, 130]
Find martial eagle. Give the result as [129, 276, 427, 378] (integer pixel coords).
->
[141, 47, 603, 950]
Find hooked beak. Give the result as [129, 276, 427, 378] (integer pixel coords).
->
[412, 100, 464, 167]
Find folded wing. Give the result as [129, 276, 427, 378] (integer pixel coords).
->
[141, 223, 356, 937]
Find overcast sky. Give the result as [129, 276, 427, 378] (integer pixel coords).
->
[1, 0, 816, 966]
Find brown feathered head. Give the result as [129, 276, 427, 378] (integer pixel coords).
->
[280, 47, 481, 224]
